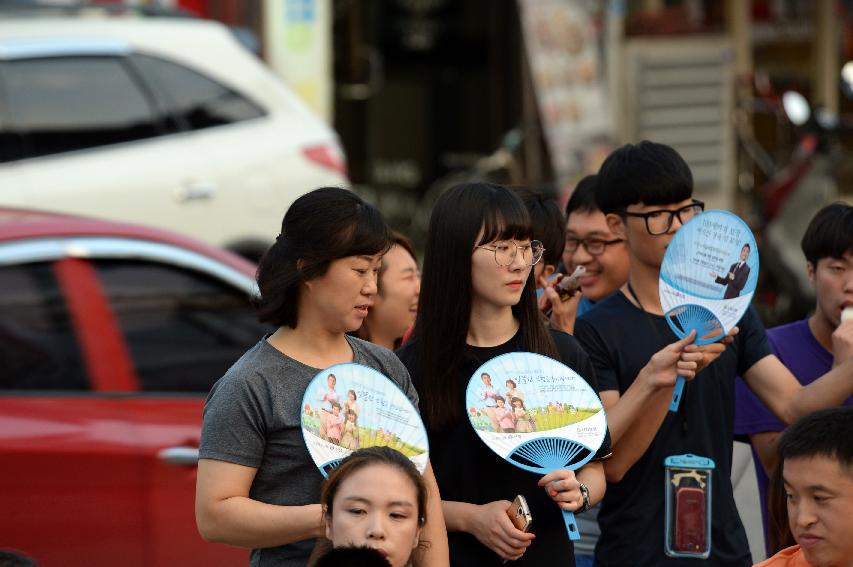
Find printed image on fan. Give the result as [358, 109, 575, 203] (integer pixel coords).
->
[660, 210, 759, 342]
[300, 363, 428, 477]
[465, 351, 607, 542]
[465, 352, 606, 474]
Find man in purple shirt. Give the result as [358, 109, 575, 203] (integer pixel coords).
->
[735, 202, 853, 544]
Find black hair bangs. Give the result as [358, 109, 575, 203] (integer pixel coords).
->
[331, 201, 393, 259]
[801, 202, 853, 264]
[476, 188, 533, 245]
[596, 141, 693, 213]
[566, 175, 600, 216]
[779, 407, 853, 471]
[634, 178, 693, 207]
[512, 186, 565, 266]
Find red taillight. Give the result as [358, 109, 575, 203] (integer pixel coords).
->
[302, 145, 348, 176]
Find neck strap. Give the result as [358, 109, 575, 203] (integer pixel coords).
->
[626, 280, 644, 311]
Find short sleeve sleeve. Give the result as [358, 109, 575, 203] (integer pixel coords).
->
[736, 307, 772, 376]
[383, 349, 419, 407]
[199, 372, 270, 468]
[574, 318, 620, 393]
[734, 375, 784, 437]
[734, 315, 786, 436]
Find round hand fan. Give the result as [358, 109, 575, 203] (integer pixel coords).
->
[465, 352, 607, 542]
[659, 210, 759, 411]
[300, 363, 429, 477]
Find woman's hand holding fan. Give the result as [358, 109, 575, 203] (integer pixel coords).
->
[465, 352, 608, 543]
[538, 469, 583, 511]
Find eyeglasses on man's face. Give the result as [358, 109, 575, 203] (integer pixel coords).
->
[564, 237, 624, 256]
[475, 240, 545, 267]
[621, 200, 705, 235]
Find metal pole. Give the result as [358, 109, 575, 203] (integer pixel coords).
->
[813, 0, 839, 115]
[726, 0, 752, 214]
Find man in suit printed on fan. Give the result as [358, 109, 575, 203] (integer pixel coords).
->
[711, 243, 751, 299]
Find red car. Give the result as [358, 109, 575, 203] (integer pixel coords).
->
[0, 208, 271, 566]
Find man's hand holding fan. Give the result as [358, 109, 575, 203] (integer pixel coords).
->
[659, 210, 759, 411]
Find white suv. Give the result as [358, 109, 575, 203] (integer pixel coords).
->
[0, 16, 348, 258]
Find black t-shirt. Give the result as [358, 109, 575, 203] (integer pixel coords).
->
[574, 292, 771, 567]
[396, 329, 611, 567]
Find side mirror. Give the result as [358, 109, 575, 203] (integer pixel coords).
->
[782, 91, 810, 126]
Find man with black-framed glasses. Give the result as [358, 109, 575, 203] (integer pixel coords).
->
[620, 199, 705, 235]
[573, 141, 853, 566]
[561, 174, 631, 332]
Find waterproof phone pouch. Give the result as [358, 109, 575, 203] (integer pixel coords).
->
[664, 454, 714, 559]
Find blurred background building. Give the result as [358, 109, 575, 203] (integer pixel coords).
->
[4, 2, 853, 562]
[4, 0, 853, 324]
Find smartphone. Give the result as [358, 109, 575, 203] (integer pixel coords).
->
[556, 265, 586, 301]
[674, 487, 706, 552]
[506, 494, 533, 532]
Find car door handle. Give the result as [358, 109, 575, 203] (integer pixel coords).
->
[158, 446, 200, 466]
[177, 181, 216, 202]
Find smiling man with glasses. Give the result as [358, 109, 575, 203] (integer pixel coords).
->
[562, 175, 631, 326]
[572, 141, 853, 567]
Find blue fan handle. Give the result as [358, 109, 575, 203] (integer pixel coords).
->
[562, 509, 581, 541]
[669, 376, 686, 412]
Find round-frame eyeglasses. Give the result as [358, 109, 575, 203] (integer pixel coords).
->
[475, 240, 545, 267]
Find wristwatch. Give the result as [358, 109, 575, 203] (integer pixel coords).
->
[578, 483, 591, 513]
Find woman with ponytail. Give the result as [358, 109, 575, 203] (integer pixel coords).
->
[196, 187, 448, 567]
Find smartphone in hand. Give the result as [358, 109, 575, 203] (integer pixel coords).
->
[506, 494, 533, 532]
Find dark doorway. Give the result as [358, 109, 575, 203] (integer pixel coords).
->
[333, 0, 534, 240]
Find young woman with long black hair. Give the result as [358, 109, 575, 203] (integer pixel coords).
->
[396, 183, 611, 565]
[195, 187, 448, 567]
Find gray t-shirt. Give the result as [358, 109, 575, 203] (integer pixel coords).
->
[199, 334, 419, 567]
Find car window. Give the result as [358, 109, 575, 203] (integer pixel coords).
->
[94, 259, 270, 393]
[131, 54, 265, 131]
[0, 66, 24, 164]
[4, 57, 160, 158]
[0, 262, 89, 391]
